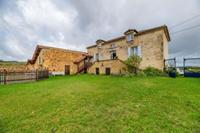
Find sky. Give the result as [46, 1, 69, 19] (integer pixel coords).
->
[0, 0, 200, 65]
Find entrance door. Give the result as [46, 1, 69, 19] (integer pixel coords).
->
[65, 65, 70, 75]
[96, 68, 99, 75]
[105, 68, 111, 75]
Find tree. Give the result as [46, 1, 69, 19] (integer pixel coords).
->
[124, 55, 142, 74]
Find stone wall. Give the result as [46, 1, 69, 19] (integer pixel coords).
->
[29, 48, 85, 75]
[88, 59, 126, 75]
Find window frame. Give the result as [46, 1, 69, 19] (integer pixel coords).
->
[110, 50, 117, 60]
[129, 45, 142, 57]
[127, 34, 133, 42]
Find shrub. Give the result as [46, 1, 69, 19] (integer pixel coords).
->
[143, 67, 166, 76]
[123, 55, 142, 75]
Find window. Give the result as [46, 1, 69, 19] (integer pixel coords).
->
[97, 44, 102, 49]
[127, 34, 133, 42]
[128, 46, 142, 57]
[96, 53, 99, 60]
[110, 50, 117, 59]
[93, 53, 99, 61]
[111, 44, 116, 48]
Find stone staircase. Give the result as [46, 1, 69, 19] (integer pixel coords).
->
[74, 55, 93, 74]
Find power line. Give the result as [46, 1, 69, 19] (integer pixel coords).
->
[170, 14, 200, 29]
[171, 24, 200, 35]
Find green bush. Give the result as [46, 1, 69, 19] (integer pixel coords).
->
[123, 55, 142, 75]
[143, 67, 167, 76]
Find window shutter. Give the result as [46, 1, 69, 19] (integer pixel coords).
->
[93, 53, 96, 62]
[99, 53, 103, 60]
[138, 46, 142, 57]
[101, 53, 104, 60]
[128, 47, 131, 57]
[99, 53, 101, 60]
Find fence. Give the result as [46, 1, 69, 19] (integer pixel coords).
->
[183, 58, 200, 77]
[0, 69, 49, 85]
[164, 58, 177, 77]
[164, 58, 176, 71]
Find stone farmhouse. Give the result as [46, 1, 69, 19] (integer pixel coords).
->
[27, 25, 170, 75]
[87, 25, 170, 75]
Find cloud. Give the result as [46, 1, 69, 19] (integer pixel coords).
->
[0, 0, 200, 64]
[0, 0, 79, 60]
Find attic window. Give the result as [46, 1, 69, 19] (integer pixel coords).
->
[96, 39, 105, 48]
[127, 34, 133, 42]
[97, 44, 102, 49]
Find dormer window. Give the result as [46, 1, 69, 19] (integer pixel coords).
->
[97, 44, 102, 49]
[124, 29, 138, 42]
[127, 34, 133, 42]
[96, 39, 105, 49]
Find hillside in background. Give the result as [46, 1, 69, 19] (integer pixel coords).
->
[0, 60, 26, 66]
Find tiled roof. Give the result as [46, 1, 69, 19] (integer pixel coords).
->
[27, 45, 87, 64]
[87, 25, 170, 49]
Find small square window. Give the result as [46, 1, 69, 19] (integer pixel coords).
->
[111, 44, 116, 48]
[127, 34, 133, 42]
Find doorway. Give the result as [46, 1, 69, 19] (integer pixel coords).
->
[65, 65, 70, 75]
[105, 68, 111, 75]
[96, 68, 99, 75]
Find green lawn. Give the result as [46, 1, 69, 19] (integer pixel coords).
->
[0, 75, 200, 133]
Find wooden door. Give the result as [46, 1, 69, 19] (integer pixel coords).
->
[65, 65, 70, 75]
[105, 68, 111, 75]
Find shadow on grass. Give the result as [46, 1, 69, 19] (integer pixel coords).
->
[0, 120, 7, 133]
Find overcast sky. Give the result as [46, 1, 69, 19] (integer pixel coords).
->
[0, 0, 200, 65]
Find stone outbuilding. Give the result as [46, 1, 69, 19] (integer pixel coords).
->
[27, 45, 92, 75]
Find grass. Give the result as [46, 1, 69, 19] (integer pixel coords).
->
[0, 75, 200, 133]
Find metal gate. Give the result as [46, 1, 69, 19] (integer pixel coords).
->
[183, 58, 200, 77]
[164, 58, 177, 77]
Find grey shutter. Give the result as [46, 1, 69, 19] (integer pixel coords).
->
[93, 53, 96, 62]
[138, 46, 142, 57]
[101, 53, 104, 60]
[128, 47, 131, 57]
[99, 53, 103, 60]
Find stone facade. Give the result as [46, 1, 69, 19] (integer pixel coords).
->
[27, 45, 87, 75]
[87, 25, 170, 74]
[27, 25, 170, 75]
[88, 59, 126, 75]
